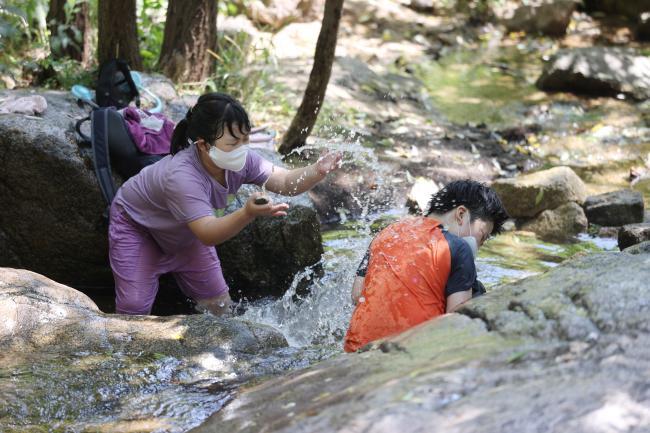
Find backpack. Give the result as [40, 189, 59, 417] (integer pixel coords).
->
[95, 59, 141, 109]
[75, 105, 166, 220]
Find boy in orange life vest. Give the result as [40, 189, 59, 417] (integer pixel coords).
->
[344, 180, 509, 352]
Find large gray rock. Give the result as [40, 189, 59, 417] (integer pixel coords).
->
[618, 222, 650, 250]
[536, 47, 650, 100]
[492, 166, 587, 218]
[0, 267, 286, 354]
[220, 205, 324, 300]
[520, 201, 588, 240]
[0, 267, 290, 432]
[584, 189, 645, 227]
[191, 252, 650, 433]
[0, 90, 111, 289]
[0, 89, 324, 306]
[220, 148, 324, 300]
[583, 0, 650, 19]
[623, 240, 650, 254]
[504, 1, 576, 37]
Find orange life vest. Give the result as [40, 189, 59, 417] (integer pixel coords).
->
[344, 217, 451, 352]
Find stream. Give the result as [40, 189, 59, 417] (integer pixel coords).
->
[1, 40, 645, 432]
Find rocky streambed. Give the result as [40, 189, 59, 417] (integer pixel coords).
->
[192, 248, 650, 433]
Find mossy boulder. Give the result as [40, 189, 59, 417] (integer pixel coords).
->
[492, 166, 587, 218]
[504, 0, 576, 37]
[0, 267, 289, 432]
[520, 202, 588, 241]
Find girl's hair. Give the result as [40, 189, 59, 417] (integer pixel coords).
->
[170, 92, 252, 154]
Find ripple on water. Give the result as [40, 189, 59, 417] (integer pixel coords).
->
[0, 351, 231, 433]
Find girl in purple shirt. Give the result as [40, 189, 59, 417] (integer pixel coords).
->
[109, 93, 340, 315]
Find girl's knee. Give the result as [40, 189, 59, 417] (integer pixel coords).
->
[115, 294, 154, 315]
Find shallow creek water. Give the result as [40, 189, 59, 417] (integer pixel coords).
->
[1, 42, 642, 432]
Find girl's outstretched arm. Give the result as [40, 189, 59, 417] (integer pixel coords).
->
[264, 151, 342, 196]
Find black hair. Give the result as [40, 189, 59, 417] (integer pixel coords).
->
[170, 92, 252, 154]
[426, 179, 509, 235]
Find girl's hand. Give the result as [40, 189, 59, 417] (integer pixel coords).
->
[244, 192, 289, 218]
[316, 151, 343, 176]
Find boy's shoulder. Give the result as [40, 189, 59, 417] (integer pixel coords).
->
[374, 216, 444, 246]
[383, 216, 442, 232]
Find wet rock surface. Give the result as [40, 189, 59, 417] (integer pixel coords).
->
[584, 189, 644, 227]
[618, 222, 650, 250]
[221, 149, 324, 299]
[220, 205, 324, 300]
[0, 90, 324, 307]
[0, 267, 287, 356]
[536, 47, 650, 100]
[492, 166, 587, 218]
[504, 0, 576, 37]
[519, 201, 588, 241]
[192, 251, 650, 433]
[0, 267, 292, 432]
[623, 240, 650, 255]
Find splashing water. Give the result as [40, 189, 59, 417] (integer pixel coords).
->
[242, 221, 611, 350]
[242, 130, 614, 351]
[242, 233, 371, 348]
[242, 134, 390, 348]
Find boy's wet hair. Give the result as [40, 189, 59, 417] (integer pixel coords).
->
[426, 180, 509, 235]
[170, 92, 252, 154]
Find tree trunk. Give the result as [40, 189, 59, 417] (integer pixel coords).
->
[279, 0, 344, 155]
[97, 0, 142, 69]
[158, 0, 217, 83]
[47, 0, 92, 65]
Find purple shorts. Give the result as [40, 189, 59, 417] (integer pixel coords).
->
[108, 202, 229, 315]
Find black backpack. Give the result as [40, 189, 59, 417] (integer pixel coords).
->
[75, 105, 165, 221]
[96, 59, 140, 109]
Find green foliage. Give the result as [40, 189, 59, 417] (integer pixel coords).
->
[0, 0, 98, 89]
[182, 30, 284, 113]
[0, 0, 49, 86]
[218, 0, 249, 17]
[49, 0, 84, 56]
[213, 32, 268, 101]
[38, 57, 95, 89]
[137, 0, 167, 71]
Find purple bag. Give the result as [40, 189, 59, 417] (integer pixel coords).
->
[120, 107, 174, 155]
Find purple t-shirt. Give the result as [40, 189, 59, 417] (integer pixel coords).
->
[114, 143, 273, 253]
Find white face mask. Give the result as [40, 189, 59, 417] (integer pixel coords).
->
[190, 138, 248, 172]
[209, 144, 248, 172]
[457, 212, 478, 259]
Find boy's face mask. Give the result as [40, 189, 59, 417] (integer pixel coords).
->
[457, 211, 479, 259]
